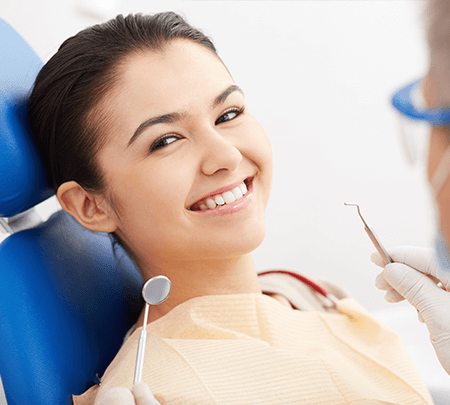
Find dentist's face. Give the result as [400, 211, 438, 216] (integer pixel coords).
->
[427, 124, 450, 238]
[97, 40, 273, 266]
[424, 75, 450, 241]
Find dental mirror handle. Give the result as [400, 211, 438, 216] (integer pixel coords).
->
[134, 303, 150, 384]
[134, 329, 147, 383]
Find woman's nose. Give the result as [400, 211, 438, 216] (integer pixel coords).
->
[200, 129, 243, 176]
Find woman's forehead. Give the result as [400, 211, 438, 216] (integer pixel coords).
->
[119, 41, 229, 93]
[99, 40, 236, 146]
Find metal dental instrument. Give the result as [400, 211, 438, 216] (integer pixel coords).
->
[134, 275, 172, 384]
[344, 203, 393, 265]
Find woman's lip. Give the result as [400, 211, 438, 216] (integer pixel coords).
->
[188, 177, 252, 209]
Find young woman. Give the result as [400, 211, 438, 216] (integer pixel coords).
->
[28, 12, 433, 405]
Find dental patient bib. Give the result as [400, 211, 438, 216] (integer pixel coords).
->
[74, 293, 432, 405]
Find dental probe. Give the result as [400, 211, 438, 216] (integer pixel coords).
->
[134, 275, 172, 384]
[344, 203, 393, 265]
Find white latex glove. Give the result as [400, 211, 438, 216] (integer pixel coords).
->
[371, 246, 450, 376]
[98, 382, 166, 405]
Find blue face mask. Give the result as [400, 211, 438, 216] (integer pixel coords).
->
[436, 230, 450, 273]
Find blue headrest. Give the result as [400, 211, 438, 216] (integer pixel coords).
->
[0, 210, 143, 405]
[0, 19, 54, 217]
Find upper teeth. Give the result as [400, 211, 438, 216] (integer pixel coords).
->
[199, 182, 248, 211]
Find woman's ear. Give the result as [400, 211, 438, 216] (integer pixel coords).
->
[56, 181, 118, 233]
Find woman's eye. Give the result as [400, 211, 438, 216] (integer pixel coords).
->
[150, 134, 180, 152]
[215, 106, 245, 125]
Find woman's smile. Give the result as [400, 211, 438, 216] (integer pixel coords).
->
[188, 177, 253, 215]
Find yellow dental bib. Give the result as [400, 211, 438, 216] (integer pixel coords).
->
[74, 293, 432, 405]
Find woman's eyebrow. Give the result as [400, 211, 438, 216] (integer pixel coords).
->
[213, 84, 244, 107]
[127, 84, 244, 147]
[128, 112, 182, 146]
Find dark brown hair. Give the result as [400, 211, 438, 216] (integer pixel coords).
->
[28, 12, 217, 194]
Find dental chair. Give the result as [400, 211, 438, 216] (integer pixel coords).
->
[0, 19, 143, 405]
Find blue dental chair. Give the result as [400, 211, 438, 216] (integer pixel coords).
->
[0, 19, 143, 405]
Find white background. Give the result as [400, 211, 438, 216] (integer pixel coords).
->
[2, 0, 432, 313]
[3, 0, 448, 400]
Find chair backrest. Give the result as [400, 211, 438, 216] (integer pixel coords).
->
[0, 19, 143, 405]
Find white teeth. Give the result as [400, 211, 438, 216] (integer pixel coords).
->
[194, 181, 250, 211]
[206, 198, 216, 209]
[232, 187, 243, 199]
[222, 191, 236, 204]
[214, 195, 225, 205]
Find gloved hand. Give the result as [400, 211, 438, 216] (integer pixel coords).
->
[371, 246, 450, 376]
[98, 382, 167, 405]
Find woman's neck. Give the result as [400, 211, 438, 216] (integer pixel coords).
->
[135, 253, 262, 326]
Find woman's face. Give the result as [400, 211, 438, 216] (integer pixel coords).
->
[97, 40, 273, 266]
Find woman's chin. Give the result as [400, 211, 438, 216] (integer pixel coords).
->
[200, 223, 266, 259]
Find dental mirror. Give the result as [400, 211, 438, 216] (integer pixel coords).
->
[142, 275, 172, 305]
[134, 275, 172, 383]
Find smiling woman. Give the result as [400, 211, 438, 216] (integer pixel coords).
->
[27, 12, 433, 405]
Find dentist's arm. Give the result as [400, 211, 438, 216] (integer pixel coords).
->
[99, 382, 167, 405]
[371, 246, 450, 375]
